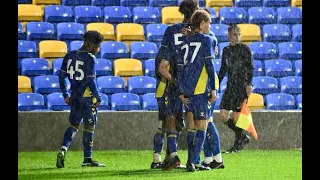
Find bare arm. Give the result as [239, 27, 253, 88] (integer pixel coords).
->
[158, 59, 172, 81]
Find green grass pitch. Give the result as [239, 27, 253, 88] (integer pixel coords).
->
[18, 150, 302, 180]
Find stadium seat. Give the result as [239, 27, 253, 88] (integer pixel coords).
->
[280, 76, 302, 94]
[18, 4, 43, 22]
[114, 59, 143, 77]
[69, 41, 83, 52]
[263, 0, 290, 7]
[247, 93, 265, 111]
[142, 93, 158, 111]
[218, 42, 230, 58]
[100, 42, 129, 59]
[18, 93, 45, 111]
[44, 5, 73, 23]
[296, 94, 302, 109]
[133, 7, 160, 24]
[219, 77, 228, 93]
[177, 0, 205, 6]
[120, 0, 148, 7]
[128, 76, 156, 94]
[104, 6, 132, 24]
[263, 24, 291, 42]
[252, 76, 279, 94]
[98, 93, 110, 110]
[214, 93, 223, 110]
[97, 76, 126, 94]
[86, 23, 115, 41]
[74, 6, 102, 24]
[248, 42, 277, 60]
[52, 58, 63, 76]
[206, 0, 233, 7]
[291, 0, 302, 7]
[210, 24, 229, 42]
[235, 0, 263, 7]
[39, 40, 67, 66]
[111, 93, 141, 111]
[206, 7, 218, 23]
[278, 42, 302, 60]
[34, 75, 65, 94]
[253, 60, 264, 76]
[47, 93, 70, 111]
[294, 60, 302, 76]
[146, 24, 168, 42]
[26, 22, 55, 41]
[162, 6, 183, 24]
[57, 23, 85, 41]
[18, 23, 25, 40]
[21, 58, 51, 76]
[18, 76, 32, 93]
[292, 24, 302, 42]
[130, 42, 158, 60]
[32, 0, 60, 5]
[18, 0, 32, 4]
[248, 7, 276, 25]
[95, 59, 113, 76]
[238, 24, 261, 42]
[219, 7, 248, 25]
[277, 7, 302, 25]
[144, 59, 155, 77]
[116, 23, 145, 50]
[18, 40, 38, 59]
[213, 59, 222, 75]
[149, 0, 177, 7]
[62, 0, 91, 6]
[265, 59, 292, 77]
[265, 93, 295, 110]
[92, 0, 119, 6]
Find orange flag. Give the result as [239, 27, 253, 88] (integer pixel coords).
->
[236, 100, 258, 140]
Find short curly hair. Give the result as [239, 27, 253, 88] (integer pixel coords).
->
[83, 30, 104, 45]
[179, 0, 199, 21]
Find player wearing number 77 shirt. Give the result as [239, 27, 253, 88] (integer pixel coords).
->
[56, 31, 106, 168]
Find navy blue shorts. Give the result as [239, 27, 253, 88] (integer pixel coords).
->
[157, 97, 167, 121]
[69, 98, 97, 126]
[185, 93, 210, 120]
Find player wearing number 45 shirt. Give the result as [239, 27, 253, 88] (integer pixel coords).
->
[56, 31, 106, 168]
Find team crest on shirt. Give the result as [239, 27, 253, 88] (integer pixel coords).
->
[200, 112, 205, 116]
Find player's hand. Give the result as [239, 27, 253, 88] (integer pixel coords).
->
[215, 46, 219, 56]
[181, 27, 191, 36]
[179, 95, 190, 108]
[64, 97, 71, 106]
[169, 78, 178, 87]
[246, 85, 253, 96]
[92, 101, 101, 108]
[208, 90, 217, 104]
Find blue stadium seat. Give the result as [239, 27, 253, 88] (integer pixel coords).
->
[104, 6, 132, 23]
[21, 58, 51, 76]
[294, 60, 302, 76]
[121, 0, 148, 7]
[144, 59, 155, 77]
[75, 6, 102, 23]
[263, 24, 291, 42]
[292, 24, 302, 42]
[252, 76, 279, 94]
[213, 59, 221, 75]
[248, 42, 277, 60]
[219, 7, 248, 25]
[44, 5, 73, 23]
[277, 7, 302, 24]
[280, 76, 302, 94]
[52, 58, 63, 76]
[178, 0, 205, 7]
[235, 0, 263, 7]
[210, 24, 229, 42]
[218, 42, 229, 58]
[130, 42, 158, 60]
[69, 41, 83, 51]
[128, 76, 156, 94]
[26, 22, 55, 41]
[97, 76, 126, 94]
[100, 41, 128, 59]
[263, 0, 290, 7]
[142, 93, 158, 111]
[63, 0, 91, 6]
[95, 59, 113, 76]
[99, 93, 110, 110]
[18, 40, 37, 58]
[248, 7, 276, 25]
[265, 93, 295, 110]
[265, 59, 292, 77]
[253, 60, 264, 76]
[47, 93, 70, 111]
[149, 0, 177, 7]
[18, 0, 32, 3]
[278, 42, 302, 60]
[57, 23, 85, 41]
[296, 94, 302, 109]
[34, 75, 67, 94]
[146, 24, 168, 42]
[133, 7, 160, 24]
[92, 0, 119, 6]
[111, 93, 141, 111]
[206, 7, 218, 23]
[214, 93, 223, 110]
[219, 77, 228, 93]
[18, 93, 45, 111]
[18, 23, 24, 40]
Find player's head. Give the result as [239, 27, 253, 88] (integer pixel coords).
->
[191, 9, 211, 34]
[228, 24, 241, 45]
[83, 30, 104, 54]
[179, 0, 200, 23]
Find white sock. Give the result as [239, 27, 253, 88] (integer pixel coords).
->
[153, 153, 161, 163]
[170, 152, 177, 158]
[214, 153, 222, 163]
[61, 146, 68, 152]
[204, 157, 213, 164]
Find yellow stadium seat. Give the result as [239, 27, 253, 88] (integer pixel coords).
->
[161, 6, 184, 24]
[206, 0, 233, 7]
[238, 24, 261, 42]
[114, 58, 143, 87]
[87, 23, 115, 41]
[39, 40, 67, 67]
[116, 23, 145, 42]
[247, 93, 265, 111]
[32, 0, 60, 5]
[18, 76, 32, 93]
[291, 0, 302, 7]
[18, 4, 43, 22]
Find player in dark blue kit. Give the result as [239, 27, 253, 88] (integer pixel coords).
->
[152, 0, 200, 170]
[177, 9, 217, 172]
[56, 31, 105, 168]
